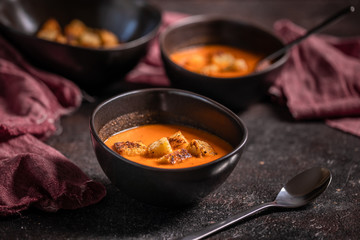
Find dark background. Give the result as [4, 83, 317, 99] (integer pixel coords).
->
[1, 0, 360, 239]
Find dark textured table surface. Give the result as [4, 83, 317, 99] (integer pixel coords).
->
[2, 0, 360, 239]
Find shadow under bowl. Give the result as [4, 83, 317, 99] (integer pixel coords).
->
[90, 88, 248, 207]
[0, 0, 161, 94]
[160, 15, 289, 111]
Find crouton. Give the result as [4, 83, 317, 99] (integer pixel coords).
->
[147, 137, 173, 158]
[98, 29, 120, 47]
[114, 141, 147, 156]
[157, 149, 192, 165]
[187, 139, 217, 157]
[167, 131, 189, 150]
[36, 18, 62, 41]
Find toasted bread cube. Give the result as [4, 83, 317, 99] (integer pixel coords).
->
[98, 29, 120, 47]
[167, 131, 189, 150]
[37, 18, 62, 41]
[234, 58, 248, 72]
[201, 64, 220, 75]
[211, 52, 235, 71]
[157, 149, 192, 165]
[37, 29, 59, 41]
[55, 34, 67, 44]
[64, 19, 86, 38]
[40, 18, 62, 31]
[187, 139, 217, 157]
[147, 137, 173, 158]
[185, 54, 207, 69]
[114, 141, 147, 156]
[79, 30, 101, 47]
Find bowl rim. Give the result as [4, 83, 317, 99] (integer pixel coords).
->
[90, 88, 248, 172]
[159, 14, 289, 79]
[0, 1, 162, 52]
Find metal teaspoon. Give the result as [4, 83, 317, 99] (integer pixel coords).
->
[180, 167, 332, 240]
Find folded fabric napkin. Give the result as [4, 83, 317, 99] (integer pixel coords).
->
[0, 36, 106, 216]
[270, 19, 360, 137]
[125, 11, 187, 86]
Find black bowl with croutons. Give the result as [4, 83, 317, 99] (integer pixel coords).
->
[160, 15, 289, 111]
[90, 88, 248, 207]
[0, 0, 161, 93]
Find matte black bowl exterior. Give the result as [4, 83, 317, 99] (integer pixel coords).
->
[160, 15, 289, 111]
[90, 88, 248, 207]
[0, 0, 161, 93]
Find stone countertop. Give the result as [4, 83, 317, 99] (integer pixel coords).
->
[1, 0, 360, 239]
[2, 100, 359, 239]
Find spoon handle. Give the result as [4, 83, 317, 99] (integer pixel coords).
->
[266, 5, 355, 63]
[179, 202, 276, 240]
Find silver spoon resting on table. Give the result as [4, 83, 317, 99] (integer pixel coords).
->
[180, 167, 332, 240]
[256, 5, 355, 71]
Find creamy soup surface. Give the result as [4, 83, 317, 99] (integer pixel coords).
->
[170, 44, 263, 78]
[104, 124, 233, 169]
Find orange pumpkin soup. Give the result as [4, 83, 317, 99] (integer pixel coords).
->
[104, 124, 233, 169]
[170, 44, 262, 77]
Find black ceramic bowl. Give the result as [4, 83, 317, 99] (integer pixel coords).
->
[0, 0, 161, 93]
[160, 15, 289, 111]
[90, 88, 248, 207]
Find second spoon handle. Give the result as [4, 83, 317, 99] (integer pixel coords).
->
[265, 5, 355, 63]
[180, 202, 276, 240]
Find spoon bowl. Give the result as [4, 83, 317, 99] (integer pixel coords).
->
[181, 167, 332, 240]
[275, 167, 332, 208]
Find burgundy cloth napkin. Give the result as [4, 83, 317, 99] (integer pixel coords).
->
[270, 19, 360, 137]
[0, 36, 106, 216]
[125, 11, 187, 86]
